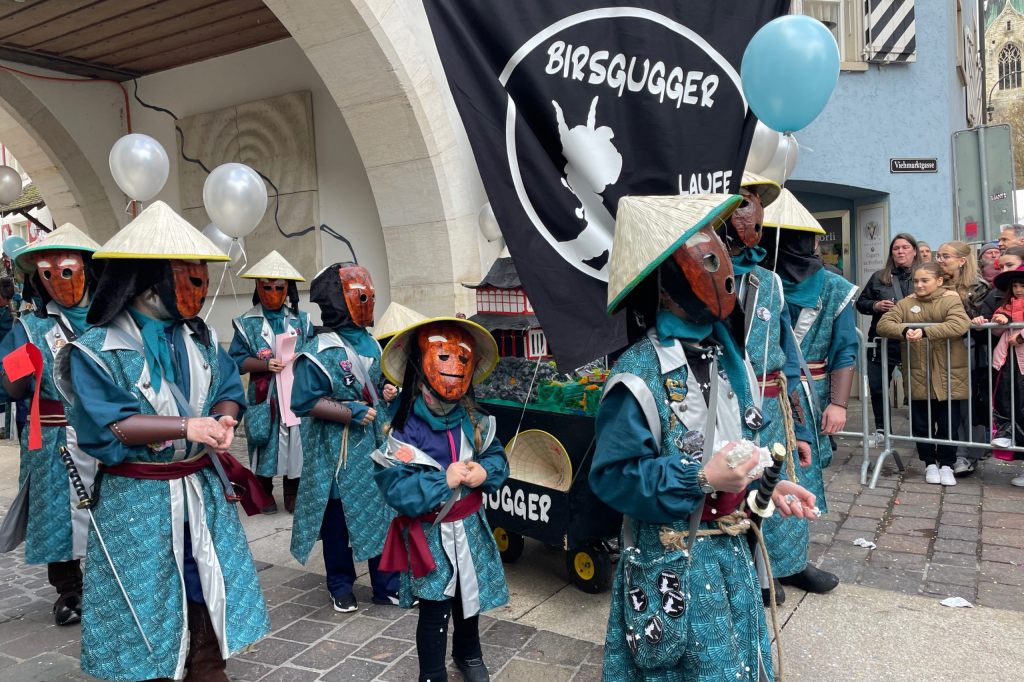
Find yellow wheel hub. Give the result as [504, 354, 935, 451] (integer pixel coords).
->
[494, 528, 509, 552]
[574, 551, 595, 580]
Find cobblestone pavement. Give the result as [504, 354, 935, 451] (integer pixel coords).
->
[1, 403, 1022, 680]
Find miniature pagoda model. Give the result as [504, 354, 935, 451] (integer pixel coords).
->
[465, 257, 549, 359]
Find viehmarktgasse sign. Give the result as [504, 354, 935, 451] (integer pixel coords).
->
[890, 158, 938, 173]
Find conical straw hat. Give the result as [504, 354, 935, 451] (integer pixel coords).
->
[740, 171, 781, 208]
[93, 201, 230, 261]
[607, 193, 742, 314]
[381, 316, 498, 387]
[762, 188, 825, 234]
[240, 250, 305, 281]
[15, 223, 101, 271]
[505, 430, 573, 492]
[373, 302, 427, 343]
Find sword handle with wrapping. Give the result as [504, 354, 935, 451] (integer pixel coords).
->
[60, 446, 93, 510]
[747, 443, 786, 518]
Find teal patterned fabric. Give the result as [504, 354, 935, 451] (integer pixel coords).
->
[291, 337, 395, 564]
[231, 308, 310, 477]
[744, 267, 808, 579]
[16, 314, 74, 564]
[601, 336, 770, 682]
[70, 319, 270, 681]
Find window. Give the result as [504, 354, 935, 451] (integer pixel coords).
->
[475, 286, 526, 314]
[526, 329, 548, 359]
[1000, 44, 1022, 90]
[791, 0, 865, 67]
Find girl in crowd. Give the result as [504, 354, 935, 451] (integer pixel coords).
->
[855, 233, 919, 445]
[988, 266, 1024, 486]
[373, 317, 508, 682]
[998, 246, 1024, 273]
[877, 262, 970, 486]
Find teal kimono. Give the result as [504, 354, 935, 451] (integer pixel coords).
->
[0, 302, 96, 565]
[290, 330, 394, 564]
[56, 312, 269, 681]
[590, 329, 772, 682]
[372, 403, 510, 615]
[229, 305, 312, 478]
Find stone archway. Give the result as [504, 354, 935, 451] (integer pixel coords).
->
[0, 70, 120, 241]
[265, 0, 482, 315]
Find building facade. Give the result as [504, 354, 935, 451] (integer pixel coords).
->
[985, 0, 1024, 189]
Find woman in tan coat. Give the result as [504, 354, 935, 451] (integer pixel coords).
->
[877, 262, 970, 486]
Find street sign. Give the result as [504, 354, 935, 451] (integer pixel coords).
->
[953, 125, 1017, 242]
[890, 158, 937, 173]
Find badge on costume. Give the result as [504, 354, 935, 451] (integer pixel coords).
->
[674, 430, 704, 458]
[643, 615, 663, 645]
[664, 377, 687, 403]
[744, 405, 765, 432]
[628, 587, 648, 613]
[910, 305, 921, 314]
[756, 306, 771, 321]
[340, 360, 352, 372]
[662, 590, 686, 619]
[657, 570, 680, 594]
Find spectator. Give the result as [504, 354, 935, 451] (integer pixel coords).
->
[918, 241, 932, 262]
[998, 224, 1024, 253]
[877, 262, 971, 486]
[987, 266, 1024, 487]
[937, 241, 989, 321]
[980, 242, 1001, 286]
[998, 246, 1024, 273]
[855, 233, 919, 445]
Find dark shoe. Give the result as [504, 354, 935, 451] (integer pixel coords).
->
[453, 657, 490, 682]
[184, 602, 228, 682]
[779, 564, 840, 594]
[256, 475, 274, 496]
[53, 593, 81, 626]
[283, 477, 299, 514]
[332, 593, 358, 613]
[372, 593, 400, 606]
[260, 502, 279, 515]
[762, 579, 785, 607]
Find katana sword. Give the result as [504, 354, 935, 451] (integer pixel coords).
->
[747, 442, 787, 520]
[60, 447, 153, 653]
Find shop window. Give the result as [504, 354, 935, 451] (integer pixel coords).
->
[1000, 44, 1022, 90]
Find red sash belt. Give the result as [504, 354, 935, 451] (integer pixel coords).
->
[103, 452, 273, 516]
[758, 371, 782, 398]
[806, 360, 828, 379]
[379, 490, 483, 578]
[701, 491, 745, 521]
[38, 399, 67, 427]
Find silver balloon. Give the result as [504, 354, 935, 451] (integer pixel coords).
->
[108, 134, 170, 202]
[202, 163, 268, 239]
[201, 223, 245, 267]
[759, 134, 800, 185]
[0, 165, 23, 205]
[746, 121, 780, 175]
[478, 203, 504, 242]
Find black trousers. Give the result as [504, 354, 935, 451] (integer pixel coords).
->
[910, 399, 961, 467]
[867, 344, 899, 431]
[416, 587, 482, 681]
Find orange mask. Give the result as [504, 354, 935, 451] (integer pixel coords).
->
[728, 187, 765, 248]
[339, 265, 375, 328]
[418, 322, 476, 402]
[32, 250, 87, 307]
[257, 278, 287, 311]
[169, 260, 209, 319]
[667, 225, 736, 319]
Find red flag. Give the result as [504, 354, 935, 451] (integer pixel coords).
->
[3, 343, 45, 450]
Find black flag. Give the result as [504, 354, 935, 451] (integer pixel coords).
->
[424, 0, 789, 369]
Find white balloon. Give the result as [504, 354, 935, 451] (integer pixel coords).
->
[0, 165, 23, 205]
[759, 135, 800, 185]
[108, 134, 169, 202]
[202, 163, 268, 239]
[746, 121, 780, 175]
[201, 223, 245, 267]
[478, 203, 503, 242]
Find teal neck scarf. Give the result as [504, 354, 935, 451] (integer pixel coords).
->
[128, 308, 176, 392]
[781, 268, 825, 309]
[656, 310, 712, 346]
[413, 393, 467, 432]
[57, 304, 90, 336]
[336, 325, 379, 358]
[263, 306, 286, 335]
[730, 246, 767, 276]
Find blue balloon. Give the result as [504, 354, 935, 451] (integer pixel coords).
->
[741, 15, 840, 134]
[2, 235, 26, 258]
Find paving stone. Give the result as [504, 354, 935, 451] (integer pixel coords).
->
[237, 637, 307, 666]
[981, 544, 1024, 564]
[982, 526, 1024, 548]
[931, 538, 977, 555]
[938, 511, 978, 527]
[331, 616, 393, 645]
[889, 504, 936, 519]
[834, 528, 872, 543]
[979, 561, 1024, 586]
[306, 603, 356, 623]
[856, 567, 924, 594]
[981, 511, 1024, 528]
[885, 516, 936, 536]
[518, 631, 595, 668]
[289, 589, 331, 608]
[351, 636, 412, 664]
[274, 618, 338, 644]
[936, 524, 980, 542]
[930, 551, 978, 568]
[1, 652, 89, 681]
[942, 502, 981, 513]
[900, 482, 942, 494]
[270, 602, 319, 631]
[823, 501, 852, 515]
[257, 566, 312, 589]
[282, 572, 325, 591]
[977, 582, 1024, 610]
[377, 655, 421, 681]
[258, 667, 322, 682]
[573, 664, 604, 681]
[496, 658, 575, 681]
[847, 504, 888, 519]
[321, 657, 389, 681]
[2, 626, 81, 660]
[977, 498, 1020, 513]
[841, 516, 883, 532]
[482, 641, 519, 671]
[225, 657, 274, 682]
[926, 564, 978, 587]
[289, 639, 358, 670]
[382, 613, 419, 641]
[921, 582, 974, 599]
[855, 494, 891, 508]
[876, 534, 931, 554]
[263, 585, 306, 608]
[480, 620, 538, 650]
[890, 492, 938, 506]
[816, 557, 865, 583]
[867, 550, 927, 570]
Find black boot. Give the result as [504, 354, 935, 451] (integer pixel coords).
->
[762, 578, 785, 607]
[184, 602, 228, 682]
[256, 476, 277, 514]
[453, 657, 490, 682]
[779, 564, 840, 594]
[283, 476, 299, 514]
[48, 560, 83, 626]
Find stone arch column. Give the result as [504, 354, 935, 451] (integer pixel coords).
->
[0, 70, 119, 241]
[265, 0, 482, 315]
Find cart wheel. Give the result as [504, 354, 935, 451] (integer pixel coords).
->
[566, 544, 611, 593]
[493, 527, 524, 563]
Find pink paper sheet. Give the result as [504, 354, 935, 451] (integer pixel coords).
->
[275, 331, 301, 427]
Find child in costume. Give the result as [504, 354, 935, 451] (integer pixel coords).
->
[290, 262, 399, 612]
[373, 316, 509, 682]
[230, 250, 312, 514]
[877, 261, 970, 486]
[55, 202, 270, 681]
[591, 194, 817, 682]
[0, 224, 100, 626]
[985, 266, 1024, 486]
[719, 174, 824, 605]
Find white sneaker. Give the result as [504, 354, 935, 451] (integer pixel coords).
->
[953, 456, 975, 476]
[1011, 473, 1024, 487]
[992, 437, 1013, 449]
[924, 464, 941, 484]
[939, 466, 957, 486]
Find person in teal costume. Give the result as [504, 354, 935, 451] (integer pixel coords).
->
[0, 224, 101, 627]
[591, 194, 817, 682]
[372, 317, 508, 682]
[54, 202, 270, 682]
[229, 255, 312, 514]
[290, 262, 399, 612]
